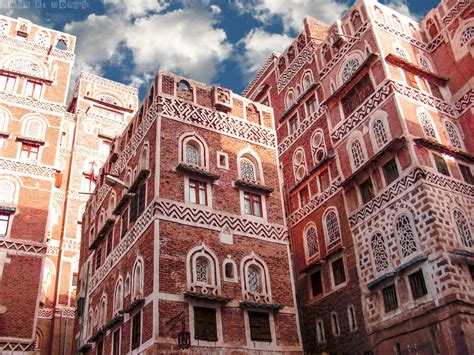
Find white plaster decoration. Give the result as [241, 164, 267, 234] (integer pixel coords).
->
[241, 252, 272, 303]
[395, 214, 418, 259]
[371, 232, 390, 273]
[452, 209, 472, 248]
[186, 243, 220, 295]
[311, 130, 326, 165]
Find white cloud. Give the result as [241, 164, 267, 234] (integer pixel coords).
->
[235, 0, 348, 33]
[102, 0, 168, 18]
[124, 8, 232, 83]
[382, 0, 419, 20]
[238, 28, 292, 76]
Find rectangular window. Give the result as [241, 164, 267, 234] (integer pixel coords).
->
[409, 270, 428, 299]
[316, 319, 325, 343]
[131, 312, 141, 350]
[59, 131, 66, 147]
[0, 213, 10, 237]
[121, 209, 128, 239]
[360, 178, 375, 204]
[20, 143, 40, 161]
[194, 307, 218, 341]
[318, 169, 330, 192]
[459, 164, 474, 185]
[332, 258, 346, 286]
[248, 311, 272, 342]
[433, 154, 450, 176]
[428, 82, 443, 100]
[106, 230, 113, 256]
[244, 192, 263, 217]
[404, 71, 419, 89]
[97, 340, 103, 355]
[310, 270, 323, 297]
[95, 247, 102, 271]
[130, 184, 146, 222]
[289, 115, 300, 135]
[305, 96, 318, 117]
[299, 186, 309, 207]
[0, 75, 16, 93]
[383, 159, 399, 185]
[25, 80, 42, 99]
[341, 74, 374, 116]
[112, 328, 121, 355]
[469, 264, 474, 281]
[99, 138, 112, 155]
[71, 272, 78, 287]
[189, 179, 207, 206]
[382, 284, 398, 312]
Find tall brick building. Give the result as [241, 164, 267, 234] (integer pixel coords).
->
[73, 71, 301, 354]
[0, 15, 137, 354]
[244, 0, 473, 353]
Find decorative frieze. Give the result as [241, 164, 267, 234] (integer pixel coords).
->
[0, 239, 47, 255]
[0, 157, 58, 179]
[79, 72, 138, 95]
[442, 0, 470, 26]
[242, 52, 279, 97]
[0, 91, 65, 114]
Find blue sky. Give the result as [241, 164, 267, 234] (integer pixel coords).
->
[4, 0, 439, 98]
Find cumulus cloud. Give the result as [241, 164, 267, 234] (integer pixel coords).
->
[382, 0, 419, 20]
[102, 0, 168, 17]
[238, 28, 292, 76]
[124, 9, 231, 83]
[235, 0, 348, 33]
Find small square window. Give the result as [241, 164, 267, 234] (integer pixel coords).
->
[382, 284, 398, 312]
[408, 270, 428, 299]
[383, 159, 399, 185]
[194, 307, 217, 341]
[332, 258, 346, 286]
[248, 311, 272, 342]
[433, 154, 449, 176]
[217, 151, 229, 169]
[310, 270, 323, 297]
[360, 178, 375, 204]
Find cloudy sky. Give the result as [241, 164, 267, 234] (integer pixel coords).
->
[5, 0, 439, 97]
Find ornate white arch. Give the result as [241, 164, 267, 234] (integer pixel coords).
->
[178, 131, 209, 170]
[368, 110, 391, 151]
[186, 243, 221, 295]
[237, 147, 264, 184]
[240, 251, 272, 303]
[337, 51, 364, 86]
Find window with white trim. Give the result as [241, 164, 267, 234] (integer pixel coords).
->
[132, 259, 143, 299]
[293, 148, 307, 181]
[453, 209, 472, 248]
[460, 26, 474, 47]
[325, 209, 342, 248]
[444, 121, 462, 149]
[371, 232, 390, 273]
[24, 80, 42, 99]
[331, 312, 340, 336]
[0, 75, 16, 93]
[341, 58, 360, 83]
[316, 319, 325, 343]
[396, 214, 418, 259]
[311, 130, 326, 165]
[242, 254, 271, 303]
[372, 119, 388, 148]
[305, 226, 320, 260]
[0, 20, 9, 35]
[99, 295, 107, 326]
[348, 305, 357, 331]
[351, 139, 365, 169]
[187, 244, 219, 295]
[418, 110, 437, 139]
[35, 31, 50, 46]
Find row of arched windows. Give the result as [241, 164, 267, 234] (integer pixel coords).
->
[284, 70, 314, 109]
[0, 110, 47, 140]
[0, 19, 68, 49]
[292, 129, 327, 182]
[303, 208, 343, 261]
[277, 33, 307, 76]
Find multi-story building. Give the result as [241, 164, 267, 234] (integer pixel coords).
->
[0, 15, 137, 354]
[73, 71, 301, 354]
[245, 0, 473, 353]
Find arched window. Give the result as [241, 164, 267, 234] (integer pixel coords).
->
[373, 6, 384, 22]
[87, 311, 94, 337]
[285, 90, 295, 109]
[140, 145, 149, 170]
[453, 209, 472, 248]
[36, 31, 50, 46]
[444, 121, 462, 149]
[351, 10, 362, 31]
[296, 33, 306, 52]
[302, 71, 313, 90]
[0, 20, 9, 35]
[177, 80, 191, 91]
[459, 26, 474, 47]
[394, 45, 408, 61]
[426, 19, 438, 39]
[418, 56, 431, 71]
[4, 56, 43, 77]
[96, 94, 120, 106]
[187, 244, 220, 295]
[372, 119, 388, 148]
[181, 134, 207, 168]
[324, 209, 342, 248]
[351, 139, 365, 168]
[287, 45, 296, 63]
[293, 148, 307, 182]
[223, 257, 237, 282]
[371, 232, 390, 273]
[409, 23, 418, 39]
[392, 15, 403, 32]
[0, 179, 15, 204]
[55, 37, 68, 50]
[331, 312, 340, 336]
[23, 117, 45, 140]
[241, 253, 271, 303]
[132, 259, 143, 299]
[246, 103, 260, 124]
[322, 44, 332, 64]
[305, 226, 320, 260]
[341, 58, 361, 83]
[99, 296, 107, 326]
[108, 193, 116, 217]
[396, 214, 418, 258]
[240, 157, 256, 181]
[114, 279, 123, 314]
[418, 110, 437, 139]
[311, 130, 326, 164]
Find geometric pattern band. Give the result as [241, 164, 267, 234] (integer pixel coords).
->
[348, 167, 474, 227]
[0, 239, 47, 254]
[442, 0, 470, 26]
[0, 158, 58, 179]
[277, 40, 316, 93]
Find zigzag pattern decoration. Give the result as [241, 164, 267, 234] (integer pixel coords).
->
[374, 21, 428, 51]
[159, 96, 277, 148]
[287, 179, 341, 226]
[278, 106, 326, 155]
[277, 41, 316, 93]
[156, 199, 287, 241]
[46, 246, 60, 256]
[331, 82, 392, 143]
[442, 0, 470, 26]
[319, 22, 369, 80]
[0, 91, 65, 114]
[348, 168, 474, 227]
[0, 34, 75, 62]
[85, 111, 128, 129]
[0, 158, 57, 179]
[38, 308, 54, 319]
[0, 342, 34, 351]
[0, 239, 47, 254]
[242, 52, 279, 97]
[454, 89, 473, 116]
[55, 307, 76, 318]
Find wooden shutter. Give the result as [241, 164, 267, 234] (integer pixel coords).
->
[194, 307, 217, 341]
[138, 185, 146, 216]
[130, 194, 139, 222]
[205, 308, 218, 341]
[249, 312, 271, 342]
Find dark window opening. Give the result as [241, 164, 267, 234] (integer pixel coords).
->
[106, 230, 113, 256]
[249, 311, 272, 342]
[306, 96, 318, 117]
[299, 186, 309, 207]
[433, 154, 449, 176]
[131, 312, 141, 350]
[383, 159, 399, 185]
[225, 262, 234, 279]
[459, 164, 474, 185]
[382, 284, 398, 312]
[289, 115, 300, 135]
[95, 247, 102, 271]
[341, 74, 374, 116]
[244, 192, 263, 217]
[121, 209, 128, 239]
[469, 264, 474, 281]
[409, 270, 428, 299]
[112, 329, 120, 355]
[194, 307, 217, 341]
[360, 178, 375, 204]
[319, 169, 330, 192]
[130, 184, 147, 222]
[332, 258, 346, 286]
[311, 270, 323, 297]
[428, 82, 443, 100]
